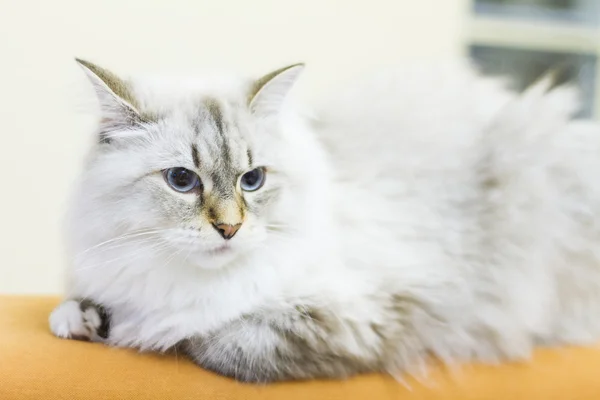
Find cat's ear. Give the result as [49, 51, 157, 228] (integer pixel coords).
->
[248, 63, 304, 115]
[75, 58, 144, 140]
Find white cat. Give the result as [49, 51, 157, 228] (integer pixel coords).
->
[50, 59, 600, 382]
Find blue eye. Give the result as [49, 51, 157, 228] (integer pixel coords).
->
[163, 167, 200, 193]
[240, 167, 266, 192]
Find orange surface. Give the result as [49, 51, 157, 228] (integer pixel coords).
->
[1, 296, 600, 399]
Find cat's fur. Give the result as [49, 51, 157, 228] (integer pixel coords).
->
[50, 59, 600, 382]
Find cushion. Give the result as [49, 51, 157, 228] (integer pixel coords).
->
[1, 295, 599, 399]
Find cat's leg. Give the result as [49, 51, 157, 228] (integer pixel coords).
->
[179, 294, 474, 383]
[49, 299, 111, 342]
[179, 306, 380, 383]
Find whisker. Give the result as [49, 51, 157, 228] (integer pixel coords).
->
[162, 247, 186, 269]
[75, 240, 171, 272]
[75, 229, 169, 257]
[74, 236, 168, 260]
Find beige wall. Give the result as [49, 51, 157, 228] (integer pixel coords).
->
[0, 0, 469, 294]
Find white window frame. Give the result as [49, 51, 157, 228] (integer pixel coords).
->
[465, 0, 600, 118]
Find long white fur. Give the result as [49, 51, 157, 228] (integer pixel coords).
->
[52, 59, 600, 375]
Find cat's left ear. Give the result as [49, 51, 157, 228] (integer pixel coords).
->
[75, 58, 145, 141]
[248, 63, 304, 115]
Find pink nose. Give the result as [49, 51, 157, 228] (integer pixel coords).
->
[212, 223, 242, 240]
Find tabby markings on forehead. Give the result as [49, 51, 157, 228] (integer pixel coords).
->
[191, 144, 201, 169]
[202, 97, 233, 167]
[203, 97, 226, 136]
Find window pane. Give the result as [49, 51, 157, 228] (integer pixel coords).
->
[470, 45, 597, 117]
[474, 0, 600, 25]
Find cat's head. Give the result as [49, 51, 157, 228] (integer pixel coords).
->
[69, 60, 328, 271]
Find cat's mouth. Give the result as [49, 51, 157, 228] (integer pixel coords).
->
[205, 244, 232, 256]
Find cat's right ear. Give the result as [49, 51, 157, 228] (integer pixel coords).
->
[248, 63, 304, 116]
[75, 58, 144, 141]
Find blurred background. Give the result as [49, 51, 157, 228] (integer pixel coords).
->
[1, 0, 599, 294]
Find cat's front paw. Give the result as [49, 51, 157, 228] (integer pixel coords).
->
[49, 299, 110, 341]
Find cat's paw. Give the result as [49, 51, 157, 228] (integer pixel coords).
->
[49, 300, 108, 341]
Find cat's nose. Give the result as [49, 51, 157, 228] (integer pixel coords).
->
[212, 223, 242, 240]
